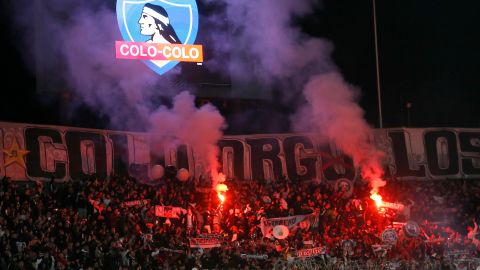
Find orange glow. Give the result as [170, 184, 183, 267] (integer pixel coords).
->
[215, 184, 228, 193]
[218, 193, 225, 204]
[215, 182, 228, 205]
[370, 193, 383, 208]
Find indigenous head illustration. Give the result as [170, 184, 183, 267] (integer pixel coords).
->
[138, 3, 181, 44]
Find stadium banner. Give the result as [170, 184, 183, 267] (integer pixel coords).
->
[296, 247, 326, 258]
[122, 199, 150, 207]
[265, 213, 319, 228]
[189, 237, 222, 248]
[0, 122, 479, 182]
[154, 206, 186, 218]
[197, 233, 223, 240]
[260, 213, 319, 238]
[158, 247, 185, 254]
[240, 254, 268, 260]
[380, 201, 404, 211]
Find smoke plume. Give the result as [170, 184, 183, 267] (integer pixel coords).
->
[291, 73, 385, 191]
[207, 0, 334, 97]
[149, 91, 226, 181]
[208, 0, 386, 187]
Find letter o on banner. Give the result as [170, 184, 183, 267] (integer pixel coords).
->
[177, 168, 190, 182]
[130, 45, 139, 56]
[172, 47, 182, 58]
[147, 45, 157, 57]
[151, 165, 165, 180]
[190, 48, 199, 59]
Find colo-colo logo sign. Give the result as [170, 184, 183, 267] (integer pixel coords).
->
[116, 0, 203, 75]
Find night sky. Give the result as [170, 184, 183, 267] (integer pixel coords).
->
[307, 0, 480, 128]
[0, 0, 479, 131]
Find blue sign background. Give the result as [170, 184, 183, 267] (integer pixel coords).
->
[116, 0, 200, 75]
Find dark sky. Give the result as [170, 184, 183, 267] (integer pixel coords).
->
[0, 0, 479, 130]
[304, 0, 480, 128]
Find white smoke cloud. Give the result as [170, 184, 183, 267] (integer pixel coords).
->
[291, 73, 385, 190]
[149, 91, 226, 181]
[208, 0, 333, 87]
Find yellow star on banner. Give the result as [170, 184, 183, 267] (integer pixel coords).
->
[2, 138, 29, 169]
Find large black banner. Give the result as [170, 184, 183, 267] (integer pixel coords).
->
[0, 122, 479, 182]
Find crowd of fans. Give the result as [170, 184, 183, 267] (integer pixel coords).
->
[0, 171, 479, 270]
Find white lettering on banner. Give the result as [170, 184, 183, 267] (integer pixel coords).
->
[381, 201, 405, 211]
[266, 213, 319, 228]
[116, 42, 203, 62]
[120, 44, 129, 55]
[120, 43, 160, 58]
[3, 122, 480, 182]
[162, 46, 199, 59]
